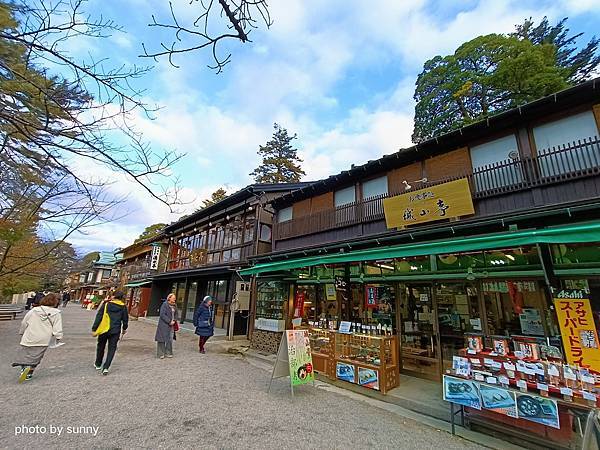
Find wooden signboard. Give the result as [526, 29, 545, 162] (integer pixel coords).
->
[383, 178, 474, 229]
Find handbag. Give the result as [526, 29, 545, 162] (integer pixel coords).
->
[173, 321, 180, 332]
[92, 303, 110, 336]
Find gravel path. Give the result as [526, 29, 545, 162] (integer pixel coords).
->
[0, 305, 485, 449]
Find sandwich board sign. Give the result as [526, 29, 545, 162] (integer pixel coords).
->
[268, 329, 315, 396]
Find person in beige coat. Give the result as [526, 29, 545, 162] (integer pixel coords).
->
[12, 293, 63, 382]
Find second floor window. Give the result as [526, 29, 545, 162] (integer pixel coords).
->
[533, 111, 599, 177]
[277, 206, 293, 222]
[362, 176, 388, 200]
[470, 134, 523, 191]
[335, 186, 355, 207]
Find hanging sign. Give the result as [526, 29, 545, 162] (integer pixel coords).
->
[383, 178, 474, 229]
[268, 330, 315, 395]
[149, 244, 161, 270]
[365, 285, 379, 309]
[334, 276, 348, 291]
[293, 291, 305, 318]
[555, 291, 600, 371]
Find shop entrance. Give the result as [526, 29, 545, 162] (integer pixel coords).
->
[399, 284, 440, 381]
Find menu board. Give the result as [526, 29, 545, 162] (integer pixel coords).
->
[286, 330, 315, 386]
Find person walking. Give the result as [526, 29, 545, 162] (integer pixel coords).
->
[92, 290, 128, 375]
[12, 293, 63, 382]
[193, 295, 214, 354]
[61, 291, 71, 308]
[155, 293, 178, 359]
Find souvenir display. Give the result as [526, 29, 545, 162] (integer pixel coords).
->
[465, 333, 484, 353]
[492, 337, 509, 356]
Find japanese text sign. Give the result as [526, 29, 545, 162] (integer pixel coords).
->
[286, 330, 314, 386]
[150, 244, 161, 270]
[555, 295, 600, 371]
[383, 178, 474, 229]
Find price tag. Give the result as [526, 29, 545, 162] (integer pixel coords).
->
[470, 358, 481, 365]
[560, 387, 573, 396]
[583, 391, 596, 402]
[516, 362, 527, 372]
[486, 376, 498, 384]
[504, 362, 516, 371]
[484, 358, 495, 366]
[581, 375, 595, 384]
[474, 373, 485, 381]
[536, 383, 549, 392]
[498, 376, 510, 385]
[467, 349, 477, 355]
[488, 352, 498, 356]
[517, 379, 527, 389]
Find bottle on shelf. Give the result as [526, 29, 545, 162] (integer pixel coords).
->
[377, 323, 382, 336]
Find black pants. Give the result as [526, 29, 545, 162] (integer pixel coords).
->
[95, 333, 120, 369]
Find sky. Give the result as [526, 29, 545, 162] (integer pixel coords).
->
[59, 0, 600, 253]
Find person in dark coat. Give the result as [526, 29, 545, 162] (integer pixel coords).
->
[155, 293, 178, 359]
[61, 291, 71, 308]
[193, 295, 214, 353]
[92, 290, 129, 375]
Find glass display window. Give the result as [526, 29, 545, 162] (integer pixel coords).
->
[436, 283, 481, 372]
[185, 281, 198, 321]
[552, 243, 600, 267]
[483, 279, 556, 337]
[256, 281, 288, 320]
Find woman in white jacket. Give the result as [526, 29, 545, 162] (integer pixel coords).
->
[12, 293, 63, 382]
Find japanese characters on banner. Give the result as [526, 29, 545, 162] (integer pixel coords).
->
[293, 291, 305, 318]
[555, 290, 600, 371]
[286, 330, 314, 386]
[383, 178, 475, 229]
[365, 285, 379, 309]
[149, 244, 161, 270]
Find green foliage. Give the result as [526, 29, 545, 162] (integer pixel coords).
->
[250, 124, 306, 183]
[201, 188, 227, 208]
[82, 252, 100, 266]
[135, 223, 166, 243]
[512, 17, 600, 83]
[412, 34, 570, 143]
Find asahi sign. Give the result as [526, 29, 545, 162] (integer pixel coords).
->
[149, 244, 161, 270]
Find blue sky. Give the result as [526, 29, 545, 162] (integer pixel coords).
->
[64, 0, 600, 252]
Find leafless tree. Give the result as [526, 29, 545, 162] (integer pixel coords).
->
[141, 0, 272, 73]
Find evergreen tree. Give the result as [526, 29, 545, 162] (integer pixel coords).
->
[134, 223, 167, 243]
[202, 188, 228, 208]
[512, 17, 600, 83]
[250, 124, 306, 183]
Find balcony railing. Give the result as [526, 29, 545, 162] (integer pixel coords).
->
[274, 136, 600, 241]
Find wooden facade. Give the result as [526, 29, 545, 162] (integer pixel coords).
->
[270, 85, 600, 253]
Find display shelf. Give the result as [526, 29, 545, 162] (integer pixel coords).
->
[306, 328, 335, 378]
[334, 332, 399, 394]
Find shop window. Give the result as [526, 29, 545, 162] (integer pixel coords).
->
[552, 242, 600, 266]
[222, 250, 232, 262]
[362, 176, 388, 200]
[255, 281, 288, 321]
[215, 279, 228, 303]
[277, 206, 293, 223]
[470, 134, 523, 191]
[395, 256, 431, 273]
[437, 252, 486, 271]
[334, 186, 355, 207]
[533, 111, 600, 177]
[483, 280, 557, 337]
[185, 281, 198, 321]
[436, 283, 481, 373]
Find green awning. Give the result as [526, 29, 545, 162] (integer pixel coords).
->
[240, 221, 600, 276]
[124, 280, 152, 287]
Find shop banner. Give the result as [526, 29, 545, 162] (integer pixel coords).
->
[479, 384, 517, 418]
[325, 284, 337, 301]
[383, 178, 475, 229]
[293, 291, 305, 318]
[149, 244, 161, 270]
[515, 393, 559, 429]
[365, 285, 378, 309]
[555, 293, 600, 371]
[443, 375, 482, 410]
[286, 330, 315, 386]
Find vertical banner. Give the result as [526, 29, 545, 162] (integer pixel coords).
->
[555, 291, 600, 371]
[286, 330, 314, 386]
[149, 244, 161, 270]
[365, 285, 378, 309]
[293, 291, 305, 318]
